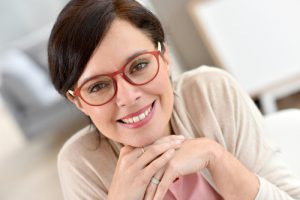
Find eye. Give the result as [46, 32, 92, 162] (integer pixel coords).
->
[88, 82, 111, 93]
[130, 60, 149, 74]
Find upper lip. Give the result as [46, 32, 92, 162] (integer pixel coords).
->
[117, 101, 154, 121]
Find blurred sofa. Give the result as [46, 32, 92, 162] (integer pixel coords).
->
[0, 25, 87, 139]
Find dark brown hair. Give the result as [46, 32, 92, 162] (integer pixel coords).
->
[48, 0, 165, 97]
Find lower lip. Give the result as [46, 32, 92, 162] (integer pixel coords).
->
[119, 101, 156, 129]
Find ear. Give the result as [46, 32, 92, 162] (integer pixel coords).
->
[161, 43, 171, 72]
[66, 91, 89, 115]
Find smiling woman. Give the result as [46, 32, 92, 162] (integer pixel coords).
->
[48, 0, 300, 199]
[64, 18, 174, 148]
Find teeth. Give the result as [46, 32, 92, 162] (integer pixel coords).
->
[121, 107, 152, 124]
[145, 110, 149, 116]
[139, 113, 146, 120]
[133, 116, 139, 123]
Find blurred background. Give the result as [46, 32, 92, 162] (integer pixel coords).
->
[0, 0, 299, 199]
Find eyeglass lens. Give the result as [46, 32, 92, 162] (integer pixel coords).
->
[80, 52, 159, 105]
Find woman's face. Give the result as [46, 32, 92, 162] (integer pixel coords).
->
[71, 19, 174, 147]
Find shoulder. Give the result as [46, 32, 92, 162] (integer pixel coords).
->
[175, 65, 239, 91]
[174, 66, 244, 107]
[171, 66, 255, 139]
[58, 125, 117, 168]
[57, 126, 116, 199]
[178, 65, 226, 78]
[58, 125, 102, 164]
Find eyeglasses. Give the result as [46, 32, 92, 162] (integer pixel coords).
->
[68, 44, 162, 106]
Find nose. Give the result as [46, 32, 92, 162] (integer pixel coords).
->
[115, 75, 141, 107]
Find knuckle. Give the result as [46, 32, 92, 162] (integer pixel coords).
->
[120, 146, 131, 155]
[118, 155, 130, 167]
[118, 157, 126, 166]
[119, 147, 126, 154]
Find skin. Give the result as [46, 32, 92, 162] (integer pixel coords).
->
[68, 19, 259, 200]
[69, 19, 174, 148]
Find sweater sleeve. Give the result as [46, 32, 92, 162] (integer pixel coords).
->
[57, 127, 117, 200]
[224, 71, 300, 200]
[178, 66, 300, 199]
[58, 153, 108, 200]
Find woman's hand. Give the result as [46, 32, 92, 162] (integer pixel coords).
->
[107, 135, 185, 200]
[153, 137, 259, 200]
[153, 138, 222, 200]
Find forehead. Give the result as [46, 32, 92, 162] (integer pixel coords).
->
[78, 19, 155, 84]
[101, 19, 154, 51]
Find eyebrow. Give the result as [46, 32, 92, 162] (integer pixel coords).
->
[126, 49, 148, 64]
[80, 49, 149, 84]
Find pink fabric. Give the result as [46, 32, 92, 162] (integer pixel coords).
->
[163, 172, 223, 200]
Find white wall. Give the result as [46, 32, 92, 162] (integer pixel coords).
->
[0, 0, 207, 75]
[137, 0, 185, 78]
[151, 0, 214, 69]
[0, 0, 68, 49]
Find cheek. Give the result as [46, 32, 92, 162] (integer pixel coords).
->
[85, 105, 115, 128]
[155, 67, 173, 97]
[88, 106, 120, 141]
[152, 68, 174, 112]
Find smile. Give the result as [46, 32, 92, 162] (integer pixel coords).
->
[117, 101, 156, 128]
[121, 106, 152, 124]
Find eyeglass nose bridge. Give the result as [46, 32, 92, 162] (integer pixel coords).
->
[110, 71, 140, 103]
[111, 69, 137, 86]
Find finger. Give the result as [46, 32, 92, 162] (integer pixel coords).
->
[144, 167, 165, 200]
[117, 146, 146, 168]
[135, 140, 183, 170]
[141, 148, 174, 186]
[139, 149, 174, 199]
[118, 138, 181, 169]
[153, 168, 177, 200]
[152, 135, 185, 145]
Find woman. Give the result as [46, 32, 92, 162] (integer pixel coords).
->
[48, 0, 300, 199]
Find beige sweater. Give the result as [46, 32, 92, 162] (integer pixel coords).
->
[58, 66, 300, 199]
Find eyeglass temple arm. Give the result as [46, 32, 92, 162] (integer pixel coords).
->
[68, 90, 75, 97]
[157, 41, 162, 52]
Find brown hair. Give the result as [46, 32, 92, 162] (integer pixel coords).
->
[48, 0, 165, 97]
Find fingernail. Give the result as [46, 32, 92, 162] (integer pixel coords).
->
[175, 139, 184, 144]
[176, 135, 185, 139]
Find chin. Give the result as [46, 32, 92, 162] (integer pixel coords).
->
[126, 139, 153, 148]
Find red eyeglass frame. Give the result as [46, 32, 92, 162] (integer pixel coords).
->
[69, 50, 161, 106]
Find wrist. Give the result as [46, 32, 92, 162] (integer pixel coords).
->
[206, 140, 259, 199]
[207, 140, 225, 171]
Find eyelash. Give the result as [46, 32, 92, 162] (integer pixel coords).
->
[88, 82, 110, 93]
